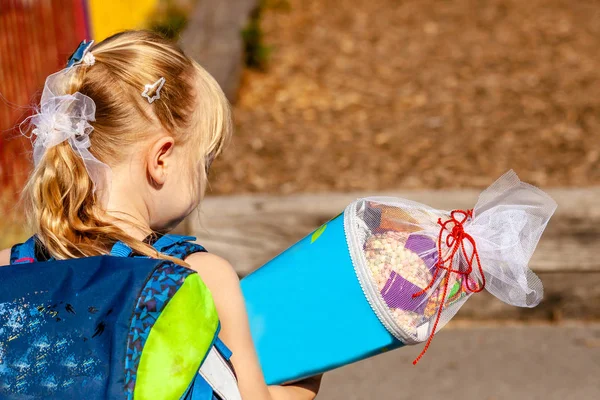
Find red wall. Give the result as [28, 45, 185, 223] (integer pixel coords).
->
[0, 0, 89, 242]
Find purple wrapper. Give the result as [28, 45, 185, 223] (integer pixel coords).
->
[380, 271, 428, 314]
[404, 234, 438, 271]
[379, 234, 439, 313]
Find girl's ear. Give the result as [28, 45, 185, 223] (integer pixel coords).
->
[146, 136, 175, 187]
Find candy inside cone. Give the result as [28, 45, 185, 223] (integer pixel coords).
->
[363, 223, 471, 338]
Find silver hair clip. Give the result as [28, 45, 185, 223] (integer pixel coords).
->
[141, 77, 166, 104]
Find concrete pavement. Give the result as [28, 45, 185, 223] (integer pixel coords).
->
[318, 322, 600, 400]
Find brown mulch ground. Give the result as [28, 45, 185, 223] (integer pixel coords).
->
[209, 0, 600, 195]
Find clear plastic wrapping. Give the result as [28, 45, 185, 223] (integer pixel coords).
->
[344, 171, 557, 354]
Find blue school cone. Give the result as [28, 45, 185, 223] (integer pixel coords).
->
[240, 212, 403, 385]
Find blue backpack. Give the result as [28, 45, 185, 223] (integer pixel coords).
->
[0, 234, 241, 400]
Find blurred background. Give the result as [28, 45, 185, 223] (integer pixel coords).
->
[0, 0, 599, 398]
[1, 0, 600, 244]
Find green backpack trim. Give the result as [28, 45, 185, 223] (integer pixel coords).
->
[121, 260, 219, 400]
[134, 273, 219, 399]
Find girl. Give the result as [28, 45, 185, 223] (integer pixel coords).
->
[0, 31, 321, 399]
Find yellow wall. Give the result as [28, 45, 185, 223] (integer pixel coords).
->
[88, 0, 160, 41]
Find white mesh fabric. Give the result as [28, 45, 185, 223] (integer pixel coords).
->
[344, 170, 557, 345]
[19, 61, 111, 201]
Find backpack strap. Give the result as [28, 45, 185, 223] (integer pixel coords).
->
[151, 234, 206, 260]
[195, 342, 241, 400]
[10, 236, 37, 264]
[213, 338, 233, 361]
[110, 241, 134, 257]
[109, 234, 206, 260]
[13, 234, 205, 262]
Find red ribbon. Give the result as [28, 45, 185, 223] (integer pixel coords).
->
[411, 209, 486, 365]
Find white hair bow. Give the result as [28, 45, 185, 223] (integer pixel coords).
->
[20, 44, 111, 197]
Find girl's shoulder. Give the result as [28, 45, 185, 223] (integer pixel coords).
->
[0, 248, 11, 266]
[184, 252, 240, 290]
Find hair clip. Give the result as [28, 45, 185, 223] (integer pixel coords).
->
[141, 77, 166, 104]
[67, 40, 95, 68]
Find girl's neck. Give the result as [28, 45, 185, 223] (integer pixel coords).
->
[108, 216, 154, 241]
[105, 188, 153, 242]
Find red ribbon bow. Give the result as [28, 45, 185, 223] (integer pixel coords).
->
[411, 209, 486, 365]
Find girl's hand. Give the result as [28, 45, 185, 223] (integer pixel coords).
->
[187, 252, 323, 400]
[269, 375, 323, 400]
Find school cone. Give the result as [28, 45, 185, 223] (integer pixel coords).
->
[240, 171, 557, 385]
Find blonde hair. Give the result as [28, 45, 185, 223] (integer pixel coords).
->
[20, 31, 232, 266]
